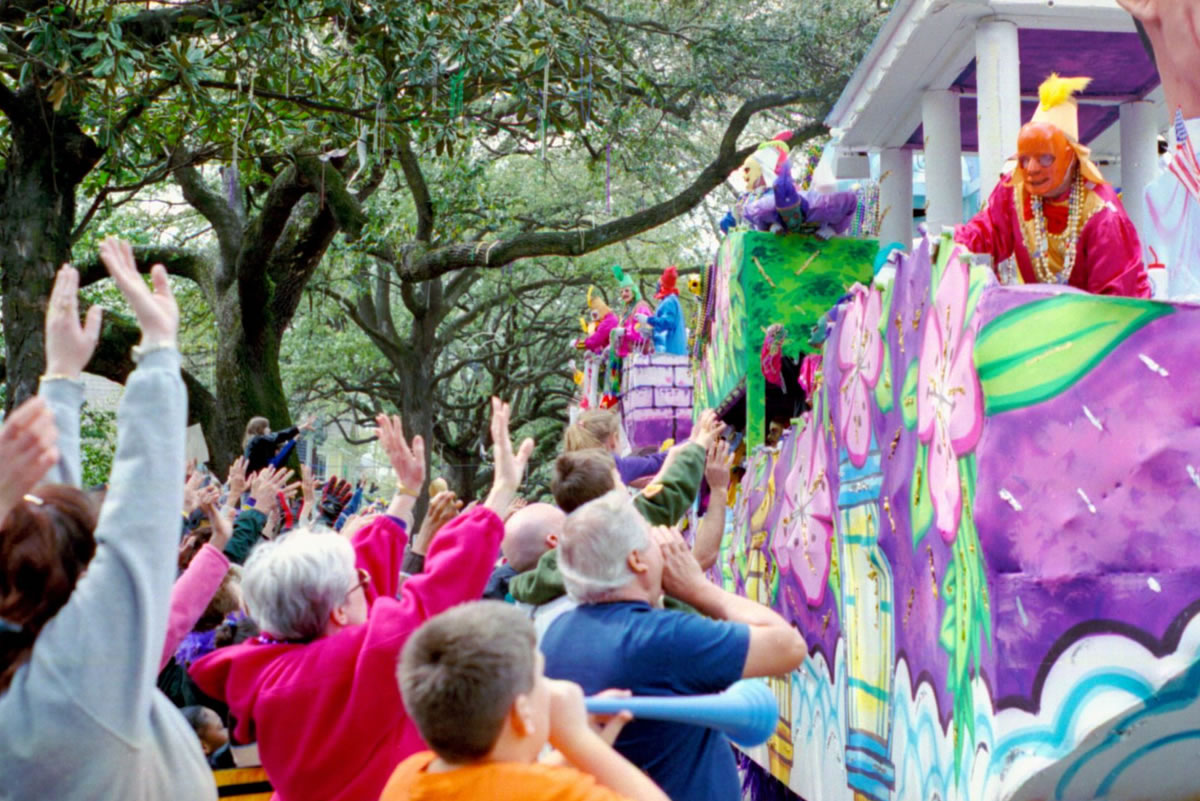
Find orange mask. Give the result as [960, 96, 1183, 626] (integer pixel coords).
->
[1017, 122, 1077, 197]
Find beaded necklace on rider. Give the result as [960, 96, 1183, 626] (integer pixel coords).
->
[1029, 173, 1085, 284]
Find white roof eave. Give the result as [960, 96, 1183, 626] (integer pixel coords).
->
[827, 0, 1140, 153]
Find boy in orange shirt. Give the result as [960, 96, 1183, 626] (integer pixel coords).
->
[380, 601, 669, 801]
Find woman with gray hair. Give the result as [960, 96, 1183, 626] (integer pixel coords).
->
[190, 398, 534, 801]
[0, 239, 216, 800]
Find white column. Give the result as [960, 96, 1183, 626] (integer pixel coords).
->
[1118, 100, 1158, 248]
[879, 148, 914, 247]
[921, 89, 964, 234]
[975, 20, 1021, 198]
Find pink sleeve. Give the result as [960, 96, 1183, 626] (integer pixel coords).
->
[352, 514, 409, 601]
[955, 181, 1017, 271]
[396, 506, 503, 620]
[1079, 198, 1152, 298]
[159, 543, 230, 671]
[583, 313, 619, 353]
[349, 507, 505, 694]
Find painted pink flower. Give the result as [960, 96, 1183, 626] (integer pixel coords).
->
[837, 284, 883, 468]
[917, 248, 984, 542]
[772, 411, 833, 606]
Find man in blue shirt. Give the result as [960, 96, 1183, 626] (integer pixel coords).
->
[541, 491, 808, 801]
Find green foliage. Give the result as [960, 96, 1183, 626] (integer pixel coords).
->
[80, 403, 117, 487]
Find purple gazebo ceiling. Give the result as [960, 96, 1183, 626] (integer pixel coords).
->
[905, 29, 1158, 150]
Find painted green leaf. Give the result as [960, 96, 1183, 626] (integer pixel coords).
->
[875, 342, 894, 414]
[878, 275, 895, 338]
[910, 440, 932, 548]
[974, 294, 1173, 415]
[963, 265, 990, 333]
[900, 356, 919, 430]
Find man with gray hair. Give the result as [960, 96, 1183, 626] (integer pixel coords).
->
[541, 490, 808, 801]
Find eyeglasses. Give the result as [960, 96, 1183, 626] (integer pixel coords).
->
[346, 567, 371, 598]
[1019, 154, 1057, 169]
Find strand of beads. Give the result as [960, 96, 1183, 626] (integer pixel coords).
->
[1030, 174, 1085, 284]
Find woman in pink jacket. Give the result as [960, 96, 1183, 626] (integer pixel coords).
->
[190, 399, 534, 801]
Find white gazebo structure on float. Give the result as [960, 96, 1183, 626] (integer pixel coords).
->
[827, 0, 1165, 252]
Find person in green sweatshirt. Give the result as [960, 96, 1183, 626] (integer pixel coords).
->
[509, 411, 726, 611]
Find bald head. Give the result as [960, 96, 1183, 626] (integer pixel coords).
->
[501, 503, 565, 573]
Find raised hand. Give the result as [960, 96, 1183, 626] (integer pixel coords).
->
[300, 464, 318, 508]
[97, 237, 178, 348]
[688, 409, 726, 451]
[199, 487, 232, 551]
[375, 413, 425, 492]
[0, 397, 59, 524]
[226, 456, 249, 499]
[44, 264, 102, 380]
[182, 470, 205, 516]
[484, 397, 534, 514]
[318, 476, 353, 525]
[704, 439, 732, 492]
[249, 465, 293, 514]
[412, 490, 463, 555]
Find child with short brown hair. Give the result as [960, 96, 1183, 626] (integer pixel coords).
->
[380, 601, 667, 801]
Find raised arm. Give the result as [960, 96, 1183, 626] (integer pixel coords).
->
[32, 238, 184, 741]
[37, 264, 102, 487]
[693, 439, 731, 571]
[654, 526, 807, 679]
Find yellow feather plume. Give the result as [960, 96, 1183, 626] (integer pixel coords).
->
[1038, 74, 1091, 111]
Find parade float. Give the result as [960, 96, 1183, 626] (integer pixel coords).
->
[566, 0, 1200, 793]
[671, 0, 1200, 796]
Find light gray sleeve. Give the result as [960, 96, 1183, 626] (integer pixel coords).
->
[30, 348, 186, 743]
[36, 376, 84, 488]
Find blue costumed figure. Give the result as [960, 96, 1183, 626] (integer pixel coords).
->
[638, 265, 687, 355]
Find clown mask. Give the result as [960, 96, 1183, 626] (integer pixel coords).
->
[1017, 122, 1077, 197]
[742, 155, 764, 191]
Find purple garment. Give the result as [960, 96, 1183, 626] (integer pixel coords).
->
[615, 451, 669, 485]
[174, 611, 245, 668]
[802, 188, 860, 233]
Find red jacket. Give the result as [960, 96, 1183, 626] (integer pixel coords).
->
[955, 177, 1151, 298]
[189, 508, 504, 801]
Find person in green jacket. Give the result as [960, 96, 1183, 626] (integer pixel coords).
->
[509, 411, 726, 608]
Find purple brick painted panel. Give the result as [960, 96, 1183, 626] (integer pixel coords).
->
[625, 410, 679, 449]
[626, 364, 674, 388]
[655, 386, 693, 407]
[622, 387, 654, 410]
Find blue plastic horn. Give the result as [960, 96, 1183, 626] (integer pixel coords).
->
[584, 679, 779, 748]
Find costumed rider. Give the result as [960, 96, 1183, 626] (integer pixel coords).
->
[720, 133, 859, 238]
[955, 74, 1151, 297]
[610, 265, 653, 359]
[637, 265, 688, 356]
[572, 288, 621, 409]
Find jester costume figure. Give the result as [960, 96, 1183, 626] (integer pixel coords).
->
[605, 265, 653, 403]
[641, 266, 688, 356]
[611, 265, 653, 358]
[723, 134, 860, 237]
[955, 74, 1151, 298]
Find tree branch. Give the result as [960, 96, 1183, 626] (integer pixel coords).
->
[172, 153, 243, 270]
[396, 130, 434, 243]
[400, 97, 825, 281]
[77, 245, 211, 289]
[118, 0, 266, 49]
